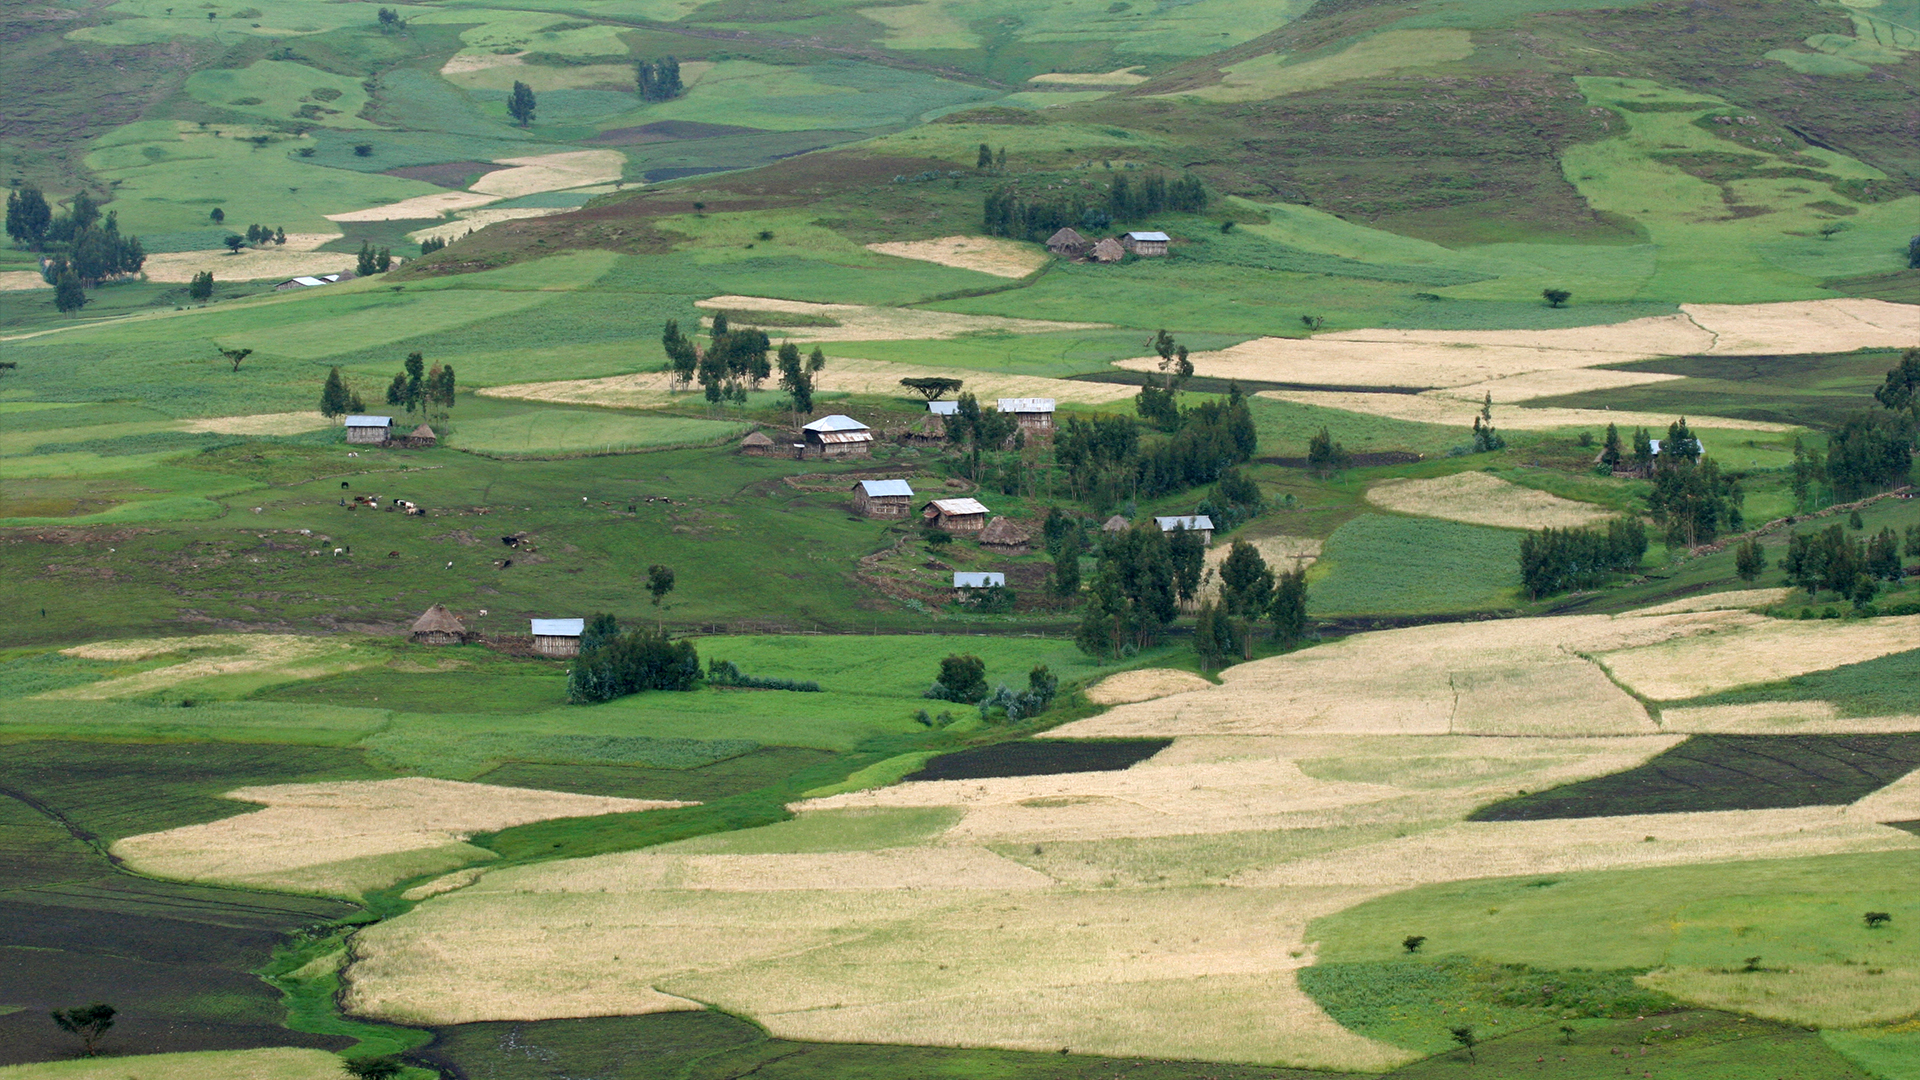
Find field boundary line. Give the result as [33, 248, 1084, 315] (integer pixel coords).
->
[1572, 646, 1663, 728]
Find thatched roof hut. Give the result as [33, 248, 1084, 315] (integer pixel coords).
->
[1045, 227, 1090, 257]
[410, 604, 467, 645]
[978, 515, 1032, 553]
[740, 430, 778, 456]
[1090, 237, 1125, 263]
[1102, 514, 1131, 532]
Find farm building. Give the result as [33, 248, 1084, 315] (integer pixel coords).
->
[1045, 227, 1090, 258]
[410, 604, 467, 645]
[924, 497, 989, 532]
[740, 431, 779, 457]
[996, 397, 1056, 433]
[801, 414, 873, 459]
[1155, 514, 1214, 544]
[530, 618, 585, 658]
[954, 571, 1006, 591]
[345, 415, 393, 444]
[852, 478, 915, 517]
[396, 424, 436, 449]
[1647, 438, 1704, 458]
[1089, 237, 1125, 263]
[1122, 231, 1170, 256]
[1103, 514, 1131, 533]
[274, 273, 349, 292]
[978, 516, 1032, 553]
[902, 415, 946, 444]
[928, 400, 960, 416]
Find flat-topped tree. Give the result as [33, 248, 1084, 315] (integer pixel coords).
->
[900, 377, 964, 401]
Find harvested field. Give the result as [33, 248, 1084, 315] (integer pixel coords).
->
[1680, 299, 1920, 356]
[469, 151, 626, 198]
[1432, 366, 1685, 402]
[696, 295, 1105, 342]
[864, 235, 1048, 279]
[46, 634, 354, 698]
[141, 243, 356, 283]
[1641, 966, 1920, 1030]
[1029, 67, 1148, 85]
[1471, 734, 1920, 819]
[113, 777, 692, 898]
[1631, 587, 1794, 615]
[1364, 471, 1614, 530]
[327, 191, 497, 222]
[1256, 389, 1790, 433]
[1597, 614, 1920, 700]
[180, 412, 333, 436]
[407, 207, 572, 244]
[439, 52, 524, 77]
[1083, 668, 1213, 705]
[0, 1049, 346, 1080]
[1132, 337, 1660, 390]
[479, 355, 1137, 408]
[904, 739, 1172, 781]
[0, 271, 49, 291]
[384, 161, 503, 188]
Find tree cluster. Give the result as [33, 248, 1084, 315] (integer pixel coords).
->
[1134, 329, 1192, 430]
[385, 352, 455, 417]
[693, 313, 773, 406]
[319, 366, 368, 418]
[419, 236, 447, 255]
[243, 224, 287, 246]
[925, 653, 989, 703]
[375, 6, 406, 30]
[1784, 523, 1904, 606]
[1517, 519, 1648, 598]
[1468, 392, 1505, 453]
[945, 392, 1020, 478]
[1647, 457, 1741, 549]
[188, 271, 214, 301]
[777, 340, 826, 418]
[981, 172, 1207, 241]
[567, 625, 700, 703]
[1056, 388, 1257, 506]
[1306, 425, 1351, 477]
[1193, 539, 1308, 668]
[19, 190, 148, 312]
[635, 58, 684, 102]
[976, 664, 1058, 721]
[356, 241, 392, 276]
[1826, 411, 1914, 498]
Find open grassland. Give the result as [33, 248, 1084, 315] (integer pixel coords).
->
[113, 777, 691, 898]
[1364, 470, 1615, 530]
[1258, 388, 1795, 434]
[1307, 515, 1523, 617]
[449, 411, 749, 456]
[0, 1049, 346, 1080]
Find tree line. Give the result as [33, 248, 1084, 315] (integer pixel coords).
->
[662, 316, 826, 413]
[1518, 519, 1648, 599]
[982, 171, 1208, 241]
[1782, 521, 1912, 607]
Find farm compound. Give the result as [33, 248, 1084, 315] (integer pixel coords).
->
[852, 479, 915, 517]
[801, 415, 873, 459]
[530, 618, 585, 657]
[996, 398, 1056, 433]
[409, 604, 468, 645]
[924, 497, 989, 532]
[345, 415, 394, 444]
[1089, 237, 1124, 263]
[1156, 514, 1214, 544]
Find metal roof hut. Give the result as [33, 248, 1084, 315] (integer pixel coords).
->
[1155, 514, 1215, 545]
[345, 415, 393, 445]
[409, 604, 467, 645]
[801, 414, 873, 459]
[740, 430, 778, 457]
[1045, 227, 1090, 258]
[1122, 231, 1170, 256]
[852, 478, 914, 518]
[1089, 237, 1125, 263]
[996, 397, 1056, 433]
[530, 617, 585, 658]
[923, 497, 989, 533]
[398, 423, 436, 449]
[1102, 514, 1131, 533]
[978, 515, 1032, 553]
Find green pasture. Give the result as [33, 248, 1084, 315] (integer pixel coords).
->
[450, 409, 748, 456]
[1308, 514, 1523, 616]
[624, 61, 995, 133]
[698, 633, 1097, 698]
[65, 0, 419, 44]
[185, 60, 378, 130]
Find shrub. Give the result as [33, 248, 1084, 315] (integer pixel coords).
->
[925, 653, 988, 703]
[567, 628, 699, 703]
[705, 659, 821, 692]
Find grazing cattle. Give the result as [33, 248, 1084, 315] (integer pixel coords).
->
[501, 559, 513, 568]
[333, 548, 344, 556]
[388, 551, 400, 558]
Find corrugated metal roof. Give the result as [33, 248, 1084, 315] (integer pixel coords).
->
[1126, 231, 1170, 242]
[1647, 439, 1703, 455]
[803, 414, 869, 433]
[928, 401, 959, 415]
[929, 498, 989, 516]
[858, 479, 914, 497]
[816, 430, 873, 444]
[344, 415, 392, 427]
[996, 397, 1056, 413]
[290, 276, 326, 287]
[530, 618, 585, 637]
[953, 572, 1005, 588]
[1155, 515, 1214, 532]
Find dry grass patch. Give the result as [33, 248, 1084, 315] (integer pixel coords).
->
[0, 1049, 346, 1080]
[469, 150, 625, 198]
[1630, 588, 1794, 615]
[1846, 768, 1920, 823]
[1433, 367, 1686, 403]
[1083, 668, 1213, 705]
[1683, 298, 1920, 355]
[0, 271, 50, 291]
[1030, 67, 1148, 85]
[141, 238, 355, 283]
[1129, 337, 1657, 390]
[408, 206, 572, 244]
[695, 295, 1104, 342]
[1320, 313, 1712, 356]
[1641, 965, 1920, 1030]
[1597, 614, 1920, 700]
[328, 190, 497, 222]
[114, 777, 692, 898]
[479, 355, 1136, 409]
[1256, 390, 1789, 433]
[1365, 471, 1614, 530]
[181, 412, 334, 435]
[864, 235, 1048, 279]
[46, 634, 351, 698]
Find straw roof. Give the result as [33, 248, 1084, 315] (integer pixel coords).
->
[742, 431, 775, 447]
[979, 516, 1031, 546]
[1090, 237, 1125, 262]
[1103, 514, 1131, 532]
[408, 424, 436, 439]
[410, 604, 466, 634]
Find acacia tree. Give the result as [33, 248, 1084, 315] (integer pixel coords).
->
[50, 1003, 115, 1056]
[218, 346, 253, 372]
[507, 81, 537, 127]
[1541, 287, 1571, 308]
[900, 376, 964, 401]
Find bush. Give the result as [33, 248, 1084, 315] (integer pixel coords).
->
[925, 653, 989, 703]
[567, 628, 699, 703]
[706, 659, 821, 692]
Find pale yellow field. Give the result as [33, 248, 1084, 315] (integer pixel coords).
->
[470, 150, 626, 197]
[479, 355, 1137, 408]
[1681, 298, 1920, 355]
[0, 271, 49, 291]
[1630, 587, 1794, 615]
[181, 412, 335, 435]
[1597, 613, 1920, 700]
[1256, 389, 1790, 433]
[1432, 366, 1686, 403]
[141, 233, 356, 282]
[114, 778, 692, 898]
[1180, 30, 1473, 103]
[47, 634, 354, 698]
[695, 295, 1105, 342]
[1083, 667, 1214, 705]
[864, 235, 1049, 279]
[444, 61, 633, 92]
[1364, 471, 1615, 530]
[407, 206, 572, 244]
[857, 2, 979, 50]
[0, 1049, 345, 1080]
[400, 866, 486, 901]
[1130, 337, 1654, 389]
[1029, 67, 1148, 85]
[1642, 965, 1920, 1030]
[327, 190, 496, 222]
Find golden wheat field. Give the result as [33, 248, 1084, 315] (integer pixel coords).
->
[1255, 389, 1789, 433]
[1630, 587, 1795, 615]
[1082, 667, 1214, 704]
[180, 412, 336, 436]
[864, 235, 1049, 279]
[696, 295, 1105, 342]
[0, 1049, 347, 1080]
[1596, 614, 1920, 700]
[1364, 470, 1615, 529]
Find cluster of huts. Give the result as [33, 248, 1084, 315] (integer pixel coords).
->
[344, 415, 437, 448]
[1103, 513, 1215, 545]
[1044, 228, 1169, 263]
[741, 401, 1059, 461]
[409, 607, 589, 657]
[850, 479, 1030, 548]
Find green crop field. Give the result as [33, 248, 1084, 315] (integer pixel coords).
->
[1308, 514, 1524, 616]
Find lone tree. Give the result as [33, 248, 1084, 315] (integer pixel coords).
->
[1865, 911, 1892, 929]
[1734, 538, 1766, 583]
[224, 233, 246, 254]
[977, 142, 992, 170]
[1402, 935, 1426, 954]
[1449, 1024, 1477, 1063]
[933, 654, 989, 703]
[341, 1056, 405, 1080]
[218, 346, 253, 372]
[209, 207, 225, 223]
[646, 563, 675, 606]
[1542, 287, 1571, 308]
[50, 1003, 116, 1056]
[900, 376, 964, 401]
[320, 366, 352, 418]
[53, 270, 86, 313]
[1306, 426, 1350, 477]
[777, 341, 814, 421]
[507, 80, 537, 127]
